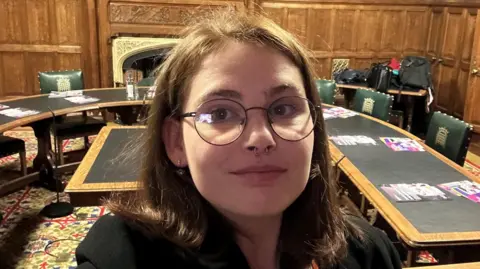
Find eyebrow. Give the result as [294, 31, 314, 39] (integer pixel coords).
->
[197, 84, 301, 105]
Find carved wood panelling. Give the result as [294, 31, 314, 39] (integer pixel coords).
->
[110, 3, 222, 25]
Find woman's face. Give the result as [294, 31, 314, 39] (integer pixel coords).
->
[165, 41, 314, 218]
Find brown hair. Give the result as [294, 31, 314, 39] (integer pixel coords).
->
[107, 8, 358, 268]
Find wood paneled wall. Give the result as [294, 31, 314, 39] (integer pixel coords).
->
[260, 3, 430, 78]
[0, 0, 99, 96]
[0, 0, 478, 134]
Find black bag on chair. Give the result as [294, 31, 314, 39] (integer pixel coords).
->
[366, 63, 393, 93]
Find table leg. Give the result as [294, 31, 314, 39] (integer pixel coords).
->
[107, 106, 140, 125]
[342, 87, 356, 109]
[406, 250, 415, 267]
[29, 120, 53, 172]
[406, 96, 414, 132]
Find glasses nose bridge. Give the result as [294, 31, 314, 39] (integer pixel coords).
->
[244, 106, 271, 123]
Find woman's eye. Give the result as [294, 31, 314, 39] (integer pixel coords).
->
[272, 104, 296, 116]
[211, 108, 230, 121]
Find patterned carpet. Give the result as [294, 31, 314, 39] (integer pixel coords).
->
[0, 128, 479, 268]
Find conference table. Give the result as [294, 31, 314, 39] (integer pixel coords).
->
[0, 87, 151, 194]
[65, 104, 480, 267]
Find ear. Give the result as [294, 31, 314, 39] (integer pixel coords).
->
[162, 117, 187, 168]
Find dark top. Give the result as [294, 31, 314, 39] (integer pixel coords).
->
[75, 214, 402, 269]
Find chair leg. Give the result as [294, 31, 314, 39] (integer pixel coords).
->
[19, 150, 27, 176]
[398, 115, 404, 129]
[57, 138, 65, 165]
[84, 136, 90, 149]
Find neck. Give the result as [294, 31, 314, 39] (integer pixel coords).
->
[231, 214, 282, 269]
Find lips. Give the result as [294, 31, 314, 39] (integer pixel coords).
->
[230, 165, 288, 174]
[230, 165, 287, 186]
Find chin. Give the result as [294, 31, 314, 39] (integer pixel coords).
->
[223, 197, 296, 218]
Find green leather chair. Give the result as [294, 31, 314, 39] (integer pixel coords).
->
[39, 70, 85, 93]
[0, 135, 27, 176]
[352, 89, 393, 122]
[38, 70, 106, 165]
[137, 77, 155, 87]
[425, 112, 473, 166]
[315, 79, 337, 105]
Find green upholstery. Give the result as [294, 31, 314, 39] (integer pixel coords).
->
[39, 70, 84, 94]
[425, 112, 473, 166]
[315, 79, 336, 105]
[352, 89, 393, 122]
[137, 77, 155, 87]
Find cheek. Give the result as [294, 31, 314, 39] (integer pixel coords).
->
[182, 126, 230, 187]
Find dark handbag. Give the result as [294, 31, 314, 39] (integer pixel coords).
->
[366, 63, 392, 93]
[334, 68, 367, 84]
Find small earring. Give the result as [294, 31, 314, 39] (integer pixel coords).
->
[176, 160, 185, 176]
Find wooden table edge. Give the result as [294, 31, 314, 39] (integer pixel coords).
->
[0, 99, 151, 133]
[336, 84, 427, 97]
[65, 126, 144, 192]
[406, 262, 480, 269]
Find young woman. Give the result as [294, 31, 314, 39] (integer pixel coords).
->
[76, 9, 402, 269]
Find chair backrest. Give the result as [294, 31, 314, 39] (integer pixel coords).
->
[137, 77, 155, 87]
[425, 111, 473, 166]
[315, 79, 336, 105]
[38, 70, 84, 94]
[352, 89, 393, 122]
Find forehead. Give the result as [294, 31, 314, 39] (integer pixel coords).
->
[184, 41, 306, 108]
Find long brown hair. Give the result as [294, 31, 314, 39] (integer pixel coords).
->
[107, 8, 357, 268]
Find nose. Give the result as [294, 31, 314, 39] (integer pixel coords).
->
[242, 108, 277, 154]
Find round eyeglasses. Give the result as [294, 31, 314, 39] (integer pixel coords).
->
[180, 96, 320, 146]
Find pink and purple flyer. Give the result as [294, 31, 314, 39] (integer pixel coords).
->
[380, 137, 425, 152]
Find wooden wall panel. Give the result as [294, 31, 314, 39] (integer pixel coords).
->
[26, 0, 51, 44]
[404, 10, 428, 55]
[356, 10, 380, 54]
[285, 8, 308, 45]
[333, 9, 356, 52]
[1, 52, 26, 96]
[56, 0, 81, 45]
[308, 9, 333, 52]
[311, 58, 331, 79]
[380, 10, 405, 54]
[2, 0, 26, 44]
[26, 53, 55, 94]
[0, 0, 96, 97]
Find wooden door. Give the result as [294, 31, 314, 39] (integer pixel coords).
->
[435, 8, 464, 114]
[426, 7, 444, 106]
[464, 11, 480, 135]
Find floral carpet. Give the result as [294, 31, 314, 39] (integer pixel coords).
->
[0, 129, 479, 268]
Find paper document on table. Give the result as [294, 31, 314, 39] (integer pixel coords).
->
[438, 180, 480, 204]
[381, 183, 451, 202]
[64, 95, 99, 104]
[48, 90, 83, 98]
[0, 107, 40, 118]
[322, 107, 358, 120]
